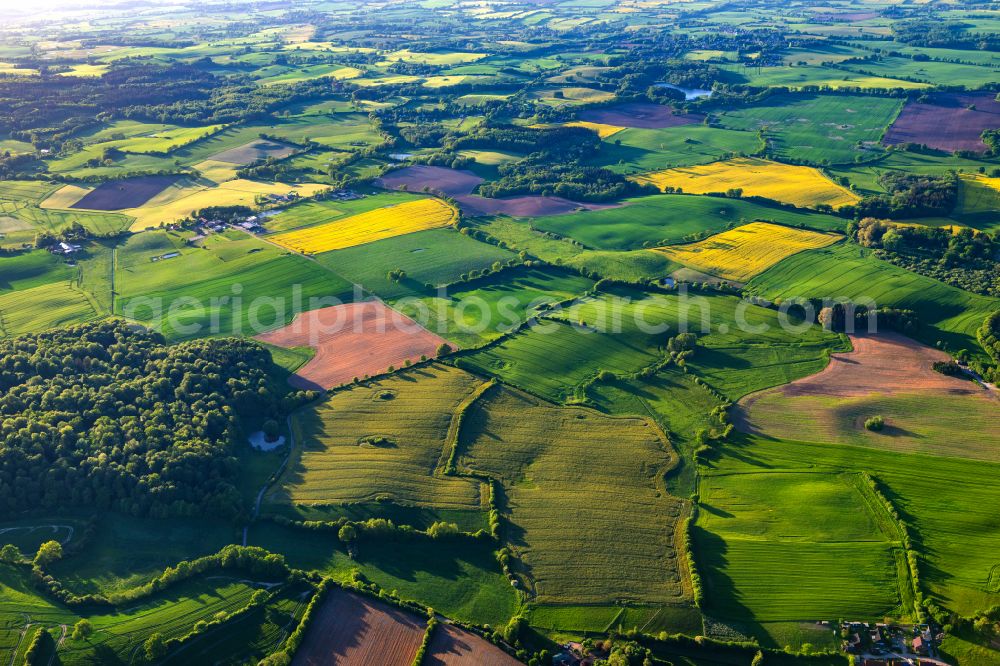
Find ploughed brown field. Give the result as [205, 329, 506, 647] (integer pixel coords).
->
[883, 92, 1000, 153]
[736, 332, 1000, 461]
[292, 589, 426, 666]
[748, 332, 979, 398]
[256, 301, 452, 389]
[377, 165, 617, 217]
[426, 624, 523, 666]
[578, 102, 703, 128]
[208, 138, 297, 164]
[70, 174, 180, 210]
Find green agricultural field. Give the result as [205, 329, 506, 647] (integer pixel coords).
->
[720, 63, 929, 91]
[46, 515, 238, 595]
[591, 125, 762, 174]
[0, 281, 100, 337]
[390, 266, 595, 348]
[716, 93, 904, 165]
[745, 242, 1000, 357]
[526, 193, 845, 251]
[315, 228, 517, 299]
[710, 435, 1000, 618]
[0, 249, 76, 291]
[838, 57, 1000, 88]
[474, 216, 681, 281]
[158, 582, 313, 666]
[114, 229, 353, 339]
[268, 364, 487, 517]
[248, 522, 518, 626]
[458, 385, 687, 604]
[459, 288, 842, 403]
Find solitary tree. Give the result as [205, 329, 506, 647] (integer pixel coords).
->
[72, 619, 93, 641]
[0, 544, 21, 563]
[338, 524, 358, 543]
[144, 633, 166, 661]
[33, 540, 62, 567]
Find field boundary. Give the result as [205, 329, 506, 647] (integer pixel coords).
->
[438, 377, 497, 476]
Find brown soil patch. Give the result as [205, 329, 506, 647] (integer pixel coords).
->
[426, 624, 523, 666]
[377, 165, 482, 197]
[292, 589, 426, 666]
[209, 139, 297, 165]
[257, 301, 453, 390]
[579, 102, 703, 129]
[377, 165, 619, 217]
[884, 93, 1000, 153]
[760, 332, 979, 399]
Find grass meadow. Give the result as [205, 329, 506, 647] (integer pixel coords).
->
[527, 194, 845, 251]
[248, 522, 519, 627]
[390, 266, 595, 348]
[717, 93, 904, 165]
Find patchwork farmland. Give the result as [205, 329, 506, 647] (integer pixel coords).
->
[2, 0, 1000, 664]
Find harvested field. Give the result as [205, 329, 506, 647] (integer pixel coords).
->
[426, 624, 522, 666]
[70, 175, 180, 210]
[884, 93, 1000, 153]
[459, 386, 687, 604]
[292, 589, 426, 666]
[377, 166, 616, 217]
[654, 222, 842, 282]
[578, 102, 703, 129]
[256, 301, 453, 389]
[269, 363, 484, 510]
[269, 198, 457, 253]
[208, 139, 297, 165]
[737, 333, 1000, 461]
[633, 158, 859, 209]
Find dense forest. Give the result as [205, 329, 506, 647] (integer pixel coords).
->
[0, 321, 302, 518]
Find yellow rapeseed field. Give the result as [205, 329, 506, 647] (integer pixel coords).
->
[529, 121, 624, 138]
[654, 221, 842, 282]
[632, 158, 860, 209]
[270, 198, 457, 254]
[565, 120, 625, 138]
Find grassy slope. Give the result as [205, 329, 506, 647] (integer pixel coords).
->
[745, 242, 1000, 357]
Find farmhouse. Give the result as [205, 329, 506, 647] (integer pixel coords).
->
[51, 241, 81, 255]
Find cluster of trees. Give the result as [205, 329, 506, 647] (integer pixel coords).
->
[849, 217, 998, 296]
[450, 124, 601, 161]
[852, 172, 958, 219]
[478, 162, 654, 202]
[33, 221, 92, 249]
[0, 321, 304, 518]
[892, 20, 1000, 51]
